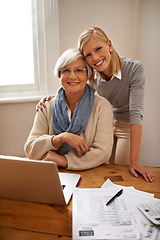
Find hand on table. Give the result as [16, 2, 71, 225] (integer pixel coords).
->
[129, 162, 154, 182]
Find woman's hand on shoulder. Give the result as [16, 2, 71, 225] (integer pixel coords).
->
[129, 162, 154, 182]
[36, 96, 54, 111]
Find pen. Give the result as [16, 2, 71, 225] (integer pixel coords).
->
[106, 189, 123, 205]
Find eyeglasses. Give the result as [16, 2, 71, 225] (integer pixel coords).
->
[60, 67, 87, 76]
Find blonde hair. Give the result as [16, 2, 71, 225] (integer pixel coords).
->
[78, 27, 122, 85]
[54, 48, 92, 79]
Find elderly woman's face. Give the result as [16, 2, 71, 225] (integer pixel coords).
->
[60, 58, 88, 98]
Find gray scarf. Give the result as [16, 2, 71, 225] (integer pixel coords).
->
[52, 84, 94, 155]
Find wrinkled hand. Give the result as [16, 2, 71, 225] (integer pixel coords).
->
[62, 132, 90, 157]
[129, 162, 154, 182]
[36, 96, 53, 111]
[42, 151, 67, 168]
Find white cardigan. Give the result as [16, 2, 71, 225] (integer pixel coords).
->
[24, 94, 113, 170]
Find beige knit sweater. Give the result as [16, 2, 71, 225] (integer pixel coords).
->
[24, 94, 113, 170]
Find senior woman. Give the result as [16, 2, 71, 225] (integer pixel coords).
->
[24, 49, 113, 170]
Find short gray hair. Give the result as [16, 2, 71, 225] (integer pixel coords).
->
[54, 48, 92, 79]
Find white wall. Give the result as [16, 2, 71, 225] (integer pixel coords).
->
[0, 0, 159, 166]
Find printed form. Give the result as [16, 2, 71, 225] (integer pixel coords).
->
[101, 179, 159, 240]
[73, 188, 140, 239]
[73, 179, 160, 240]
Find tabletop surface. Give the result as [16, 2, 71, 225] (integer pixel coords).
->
[0, 164, 160, 240]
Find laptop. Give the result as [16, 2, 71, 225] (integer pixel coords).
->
[0, 155, 80, 205]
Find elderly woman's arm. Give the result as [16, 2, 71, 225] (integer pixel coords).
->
[65, 96, 113, 170]
[24, 96, 113, 170]
[24, 101, 57, 159]
[24, 100, 90, 160]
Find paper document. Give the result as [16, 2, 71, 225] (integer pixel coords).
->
[73, 188, 140, 239]
[101, 179, 159, 240]
[73, 179, 160, 240]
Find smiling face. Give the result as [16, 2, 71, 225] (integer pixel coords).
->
[82, 35, 113, 77]
[60, 57, 88, 101]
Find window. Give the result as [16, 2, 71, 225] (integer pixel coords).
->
[0, 0, 60, 101]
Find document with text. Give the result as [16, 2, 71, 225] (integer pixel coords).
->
[73, 188, 140, 240]
[101, 179, 159, 240]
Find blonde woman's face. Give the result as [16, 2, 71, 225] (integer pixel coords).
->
[82, 35, 113, 75]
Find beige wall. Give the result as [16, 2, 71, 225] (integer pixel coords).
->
[0, 101, 36, 157]
[59, 0, 138, 57]
[0, 0, 159, 166]
[136, 0, 160, 167]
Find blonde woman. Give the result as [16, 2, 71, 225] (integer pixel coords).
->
[36, 27, 154, 182]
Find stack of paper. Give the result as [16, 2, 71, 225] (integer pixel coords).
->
[72, 179, 160, 240]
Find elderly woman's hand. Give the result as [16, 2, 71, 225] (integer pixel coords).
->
[52, 132, 90, 158]
[42, 151, 68, 168]
[63, 133, 90, 157]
